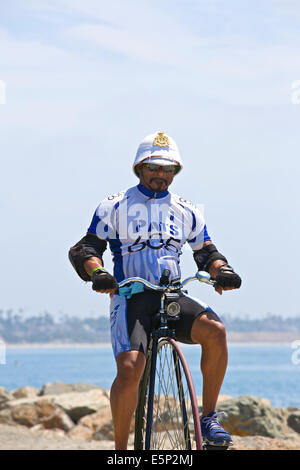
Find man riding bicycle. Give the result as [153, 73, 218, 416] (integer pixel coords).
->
[69, 131, 242, 450]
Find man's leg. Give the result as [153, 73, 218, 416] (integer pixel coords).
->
[190, 311, 228, 416]
[110, 350, 146, 450]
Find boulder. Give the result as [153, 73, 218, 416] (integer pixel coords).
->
[39, 382, 104, 396]
[70, 383, 107, 395]
[51, 389, 110, 422]
[0, 409, 13, 425]
[35, 400, 58, 418]
[39, 382, 76, 396]
[216, 395, 290, 438]
[231, 435, 300, 450]
[68, 424, 94, 440]
[6, 397, 64, 428]
[41, 412, 74, 432]
[287, 411, 300, 434]
[78, 407, 112, 433]
[197, 394, 232, 408]
[11, 403, 39, 427]
[77, 407, 119, 441]
[31, 399, 74, 431]
[3, 389, 109, 424]
[0, 387, 13, 409]
[30, 425, 67, 439]
[38, 406, 74, 432]
[13, 387, 39, 400]
[93, 421, 114, 441]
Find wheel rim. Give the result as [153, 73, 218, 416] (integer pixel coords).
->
[145, 340, 199, 450]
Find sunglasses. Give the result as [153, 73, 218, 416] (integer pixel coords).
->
[144, 163, 176, 174]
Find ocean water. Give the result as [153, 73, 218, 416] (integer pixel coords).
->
[1, 343, 300, 409]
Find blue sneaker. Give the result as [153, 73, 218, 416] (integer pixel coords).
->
[200, 411, 232, 447]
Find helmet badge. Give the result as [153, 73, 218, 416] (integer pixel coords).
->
[153, 132, 170, 148]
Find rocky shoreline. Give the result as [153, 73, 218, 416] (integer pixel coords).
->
[0, 382, 299, 450]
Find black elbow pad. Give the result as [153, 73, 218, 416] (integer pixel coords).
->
[69, 234, 107, 281]
[193, 244, 227, 272]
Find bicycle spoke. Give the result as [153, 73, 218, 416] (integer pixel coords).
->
[154, 347, 184, 447]
[151, 341, 196, 449]
[135, 338, 201, 450]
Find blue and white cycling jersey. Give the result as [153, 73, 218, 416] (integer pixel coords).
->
[87, 183, 211, 285]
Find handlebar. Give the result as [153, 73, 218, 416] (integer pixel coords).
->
[118, 270, 216, 292]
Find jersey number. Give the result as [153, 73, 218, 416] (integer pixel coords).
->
[128, 236, 180, 253]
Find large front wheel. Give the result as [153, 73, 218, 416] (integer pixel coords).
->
[134, 338, 202, 450]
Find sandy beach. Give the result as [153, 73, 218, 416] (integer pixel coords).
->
[0, 423, 298, 451]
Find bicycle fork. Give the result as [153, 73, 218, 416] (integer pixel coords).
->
[145, 294, 169, 449]
[145, 333, 158, 449]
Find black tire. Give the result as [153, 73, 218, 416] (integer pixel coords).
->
[134, 338, 202, 450]
[134, 339, 153, 450]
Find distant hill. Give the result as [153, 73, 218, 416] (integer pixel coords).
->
[0, 310, 110, 344]
[0, 309, 299, 344]
[221, 314, 300, 333]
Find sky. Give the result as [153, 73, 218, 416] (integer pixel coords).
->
[0, 0, 300, 320]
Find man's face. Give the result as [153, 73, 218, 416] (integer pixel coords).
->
[136, 162, 176, 193]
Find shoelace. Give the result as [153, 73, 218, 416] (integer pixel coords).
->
[201, 411, 225, 431]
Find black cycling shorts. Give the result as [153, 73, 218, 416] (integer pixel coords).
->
[109, 290, 216, 358]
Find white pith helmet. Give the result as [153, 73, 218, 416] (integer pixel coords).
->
[133, 131, 183, 177]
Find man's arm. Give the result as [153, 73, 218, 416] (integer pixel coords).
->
[68, 233, 107, 281]
[69, 234, 118, 296]
[83, 257, 117, 297]
[83, 257, 105, 277]
[194, 240, 241, 295]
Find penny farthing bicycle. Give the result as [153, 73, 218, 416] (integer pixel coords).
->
[118, 269, 216, 450]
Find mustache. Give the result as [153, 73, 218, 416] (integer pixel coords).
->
[150, 177, 167, 185]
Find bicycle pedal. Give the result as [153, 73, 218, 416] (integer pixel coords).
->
[203, 444, 229, 451]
